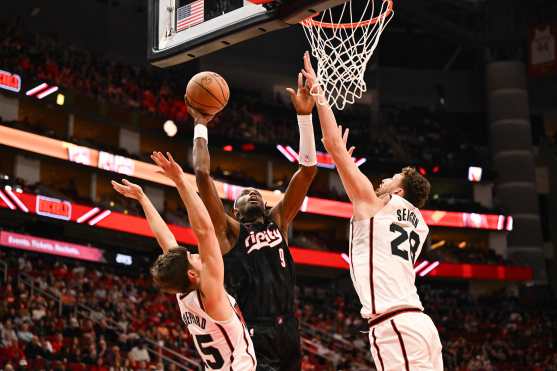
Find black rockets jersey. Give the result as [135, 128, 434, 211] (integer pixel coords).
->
[223, 219, 295, 321]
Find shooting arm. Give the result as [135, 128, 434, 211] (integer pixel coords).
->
[193, 136, 239, 254]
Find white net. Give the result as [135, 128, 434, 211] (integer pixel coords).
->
[301, 0, 394, 110]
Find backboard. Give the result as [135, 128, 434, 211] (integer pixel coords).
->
[148, 0, 347, 68]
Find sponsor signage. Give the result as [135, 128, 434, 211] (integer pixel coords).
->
[0, 189, 532, 281]
[0, 70, 21, 93]
[36, 195, 72, 221]
[0, 231, 105, 263]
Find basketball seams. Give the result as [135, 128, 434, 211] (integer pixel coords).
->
[185, 71, 229, 115]
[192, 79, 224, 106]
[185, 95, 222, 111]
[211, 72, 229, 103]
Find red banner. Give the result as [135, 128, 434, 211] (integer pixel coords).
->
[0, 189, 532, 281]
[529, 24, 557, 76]
[0, 70, 21, 93]
[0, 231, 105, 263]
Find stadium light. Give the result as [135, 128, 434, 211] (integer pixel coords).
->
[163, 120, 177, 137]
[56, 93, 65, 106]
[468, 166, 483, 182]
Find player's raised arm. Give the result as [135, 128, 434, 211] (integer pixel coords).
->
[271, 72, 318, 233]
[151, 151, 231, 320]
[111, 179, 177, 254]
[302, 52, 379, 212]
[190, 109, 239, 255]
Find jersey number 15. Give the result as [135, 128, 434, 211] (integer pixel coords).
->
[390, 223, 420, 264]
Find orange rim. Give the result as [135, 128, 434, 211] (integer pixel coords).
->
[300, 0, 393, 29]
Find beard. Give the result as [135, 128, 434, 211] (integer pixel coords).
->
[239, 202, 265, 222]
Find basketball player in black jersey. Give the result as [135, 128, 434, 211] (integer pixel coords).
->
[187, 72, 317, 371]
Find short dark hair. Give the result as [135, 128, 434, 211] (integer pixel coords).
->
[400, 167, 431, 208]
[150, 247, 192, 293]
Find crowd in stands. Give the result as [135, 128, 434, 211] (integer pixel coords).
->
[1, 248, 556, 370]
[0, 250, 192, 370]
[424, 240, 508, 265]
[0, 21, 489, 176]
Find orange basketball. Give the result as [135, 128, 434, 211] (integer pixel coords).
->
[185, 71, 230, 116]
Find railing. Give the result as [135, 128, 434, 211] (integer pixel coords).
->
[18, 272, 200, 370]
[0, 259, 7, 283]
[75, 305, 199, 370]
[300, 320, 372, 368]
[19, 272, 63, 316]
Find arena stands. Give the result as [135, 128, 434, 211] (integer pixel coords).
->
[1, 249, 555, 370]
[0, 23, 489, 177]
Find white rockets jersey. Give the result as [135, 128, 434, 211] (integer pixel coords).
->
[176, 290, 256, 370]
[349, 195, 429, 317]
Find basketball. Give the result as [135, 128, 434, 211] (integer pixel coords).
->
[185, 71, 230, 116]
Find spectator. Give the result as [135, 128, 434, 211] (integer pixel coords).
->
[128, 341, 150, 364]
[16, 323, 33, 343]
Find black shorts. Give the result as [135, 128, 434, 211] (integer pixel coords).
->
[247, 316, 301, 371]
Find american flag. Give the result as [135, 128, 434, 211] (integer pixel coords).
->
[176, 0, 205, 32]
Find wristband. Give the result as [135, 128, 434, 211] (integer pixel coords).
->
[297, 114, 317, 167]
[194, 124, 208, 143]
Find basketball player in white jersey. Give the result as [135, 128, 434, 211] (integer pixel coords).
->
[301, 52, 443, 371]
[111, 151, 256, 370]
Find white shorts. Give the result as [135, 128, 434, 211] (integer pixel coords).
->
[368, 311, 443, 371]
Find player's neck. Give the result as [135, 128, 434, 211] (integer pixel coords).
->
[239, 214, 265, 224]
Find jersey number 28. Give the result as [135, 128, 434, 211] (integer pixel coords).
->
[390, 223, 420, 264]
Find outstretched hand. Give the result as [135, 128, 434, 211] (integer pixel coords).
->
[322, 125, 356, 157]
[301, 51, 319, 95]
[151, 151, 185, 184]
[111, 179, 145, 200]
[286, 70, 315, 115]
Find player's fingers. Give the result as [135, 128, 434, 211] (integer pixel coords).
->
[348, 146, 356, 156]
[303, 51, 311, 72]
[343, 128, 350, 143]
[166, 152, 175, 164]
[111, 181, 125, 191]
[304, 51, 316, 74]
[152, 151, 168, 167]
[297, 72, 304, 91]
[285, 88, 296, 97]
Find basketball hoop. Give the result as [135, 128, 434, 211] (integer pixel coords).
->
[301, 0, 394, 110]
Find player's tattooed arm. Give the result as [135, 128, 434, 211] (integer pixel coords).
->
[152, 151, 231, 321]
[191, 113, 240, 255]
[111, 179, 177, 254]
